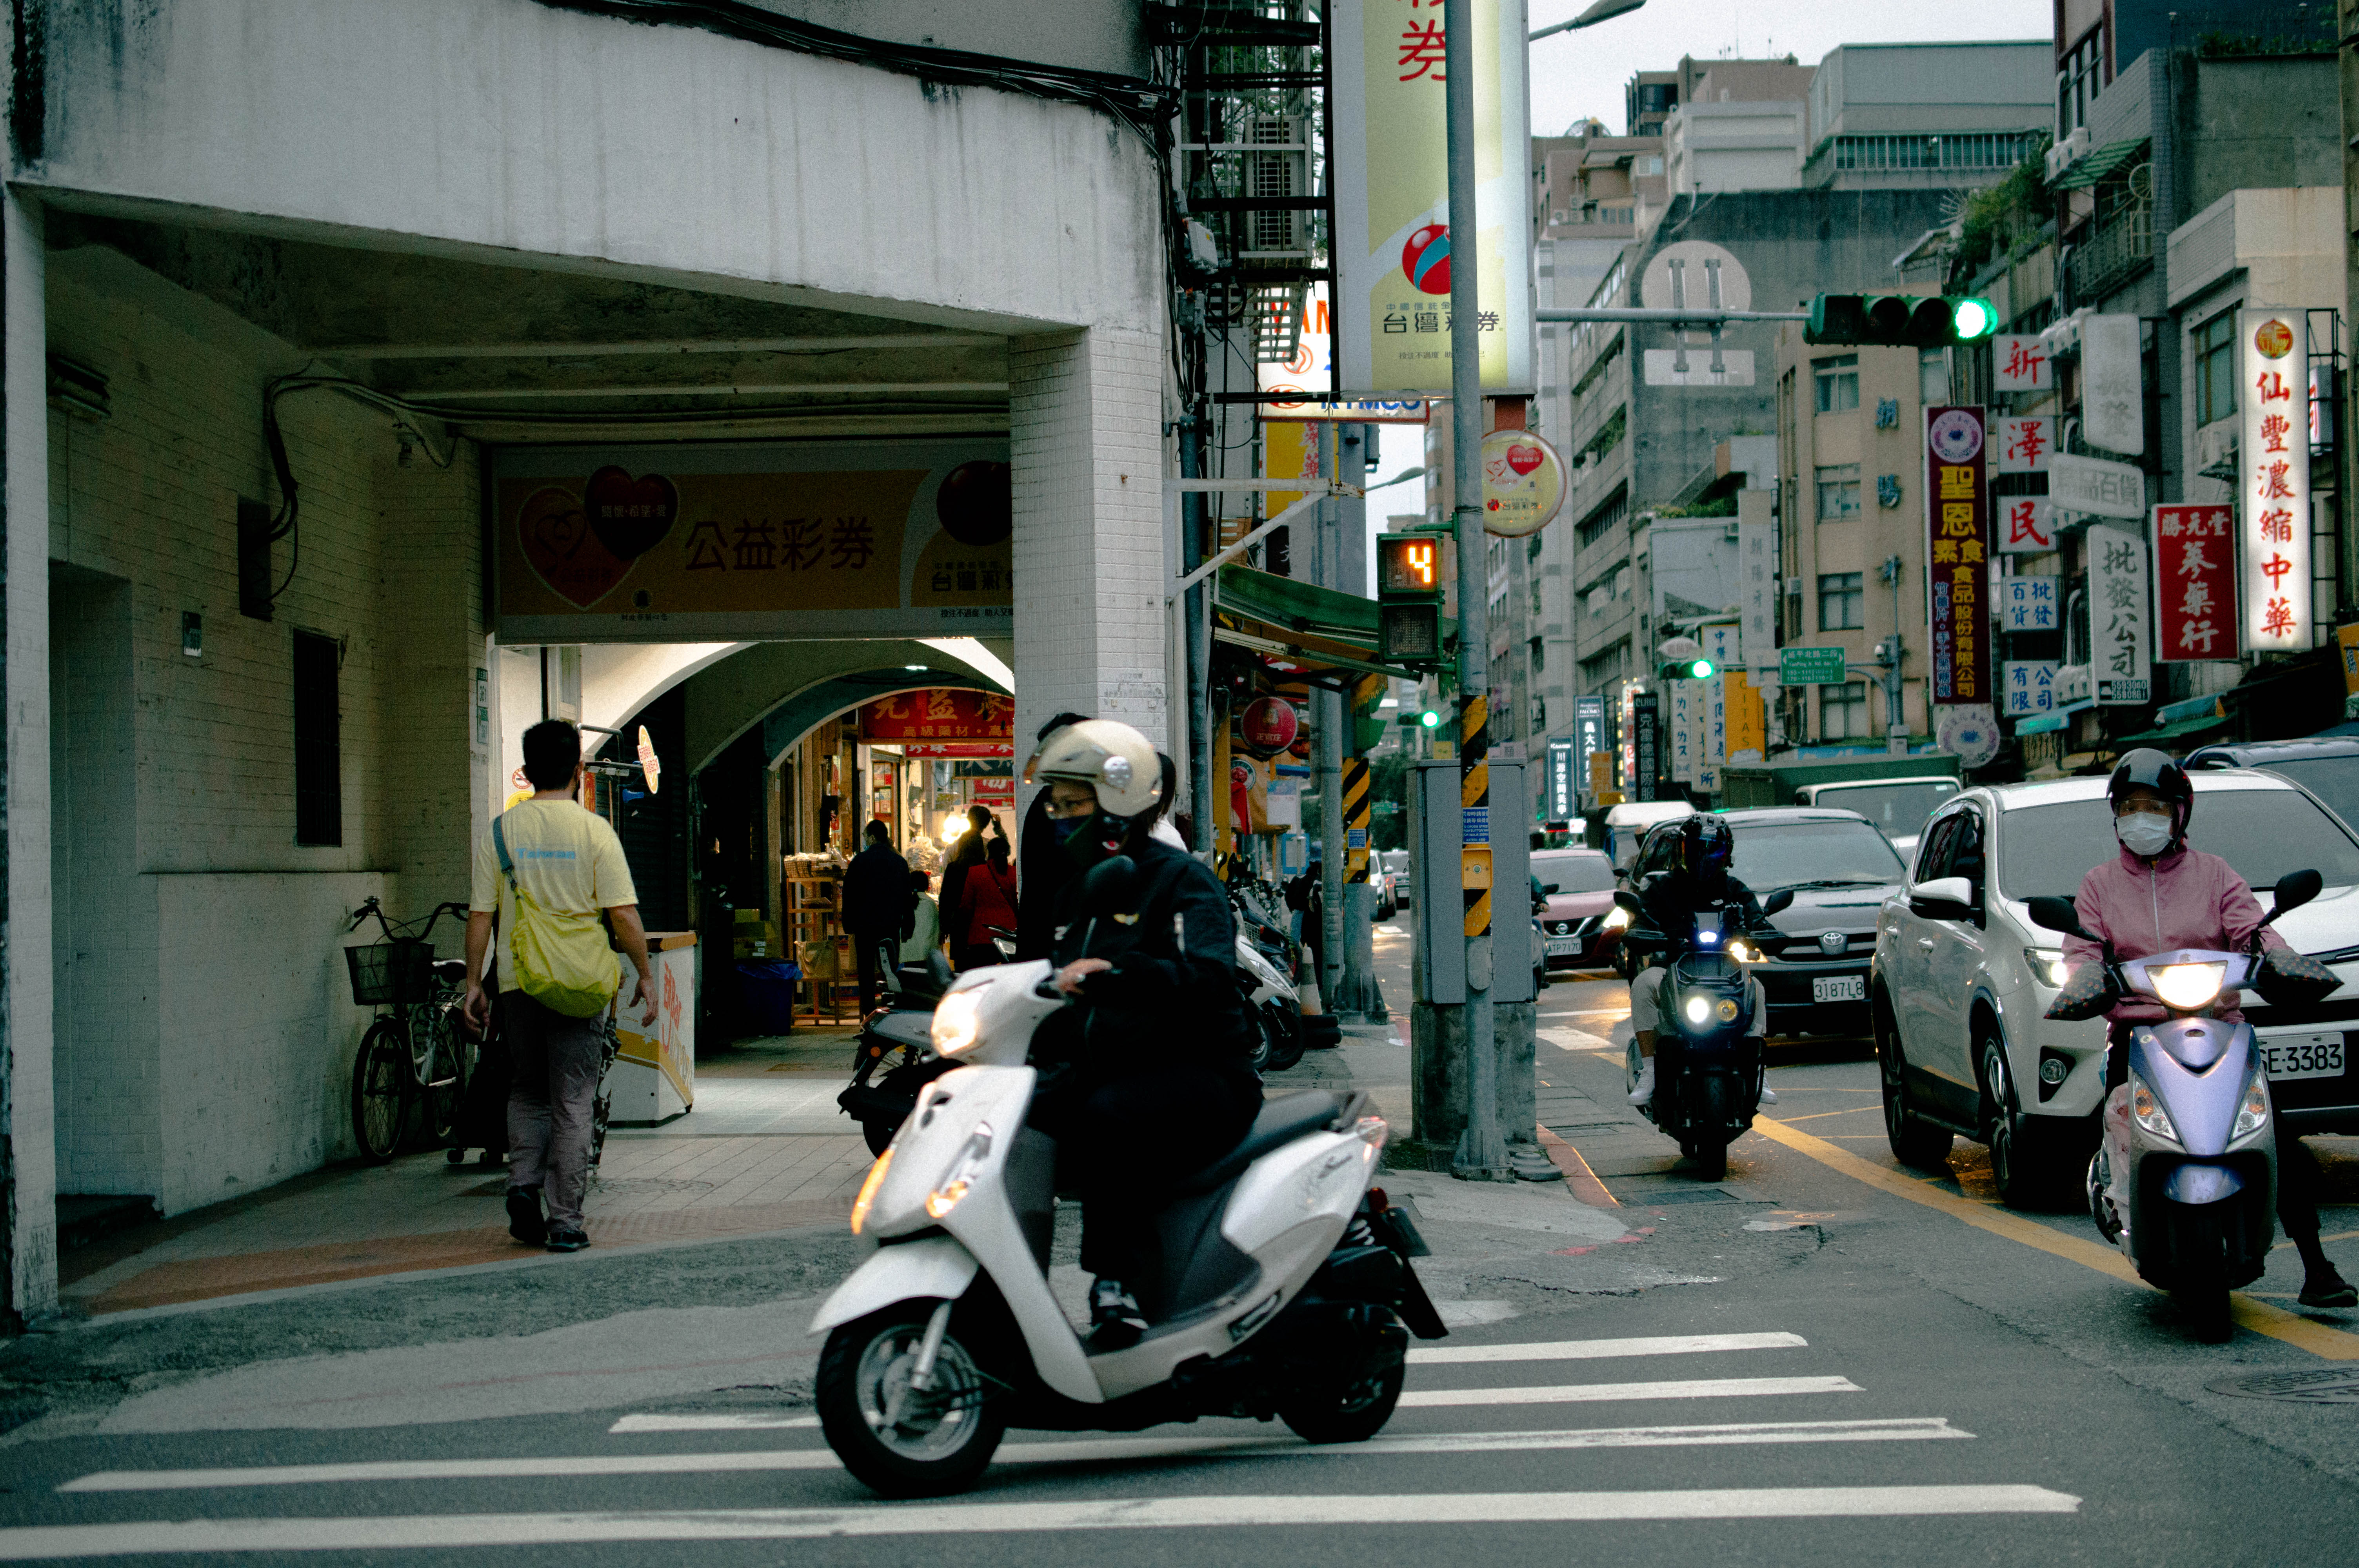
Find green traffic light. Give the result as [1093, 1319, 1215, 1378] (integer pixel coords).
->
[1950, 297, 1997, 342]
[1419, 709, 1441, 729]
[1690, 658, 1716, 679]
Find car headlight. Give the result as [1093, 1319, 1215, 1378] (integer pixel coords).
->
[849, 1145, 893, 1236]
[1727, 938, 1763, 963]
[1682, 994, 1712, 1027]
[925, 1124, 994, 1220]
[2025, 947, 2068, 989]
[930, 991, 983, 1055]
[2130, 1075, 2178, 1142]
[1603, 905, 1633, 933]
[2232, 1074, 2270, 1140]
[2148, 961, 2227, 1011]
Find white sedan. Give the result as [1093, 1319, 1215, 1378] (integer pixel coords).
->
[1871, 769, 2359, 1208]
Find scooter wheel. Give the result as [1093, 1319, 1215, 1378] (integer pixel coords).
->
[1264, 1008, 1307, 1073]
[1279, 1336, 1407, 1444]
[860, 1117, 895, 1158]
[817, 1302, 1007, 1498]
[1690, 1141, 1728, 1182]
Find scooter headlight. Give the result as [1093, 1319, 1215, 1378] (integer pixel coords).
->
[2232, 1074, 2270, 1140]
[1602, 905, 1633, 934]
[1726, 938, 1763, 963]
[849, 1145, 893, 1236]
[925, 1124, 995, 1220]
[930, 991, 983, 1056]
[2148, 961, 2227, 1011]
[2130, 1075, 2179, 1142]
[1682, 995, 1712, 1027]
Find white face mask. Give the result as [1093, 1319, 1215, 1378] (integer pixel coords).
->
[2116, 811, 2174, 857]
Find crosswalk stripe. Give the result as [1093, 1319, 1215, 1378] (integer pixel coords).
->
[0, 1486, 2082, 1554]
[58, 1417, 1966, 1494]
[1409, 1332, 1806, 1365]
[608, 1413, 818, 1433]
[1400, 1376, 1859, 1408]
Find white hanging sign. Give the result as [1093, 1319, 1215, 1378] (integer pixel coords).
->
[1996, 494, 2055, 554]
[2001, 660, 2059, 717]
[1993, 335, 2052, 392]
[2081, 314, 2144, 456]
[1996, 416, 2054, 474]
[2241, 308, 2310, 652]
[2090, 524, 2150, 705]
[2000, 574, 2059, 632]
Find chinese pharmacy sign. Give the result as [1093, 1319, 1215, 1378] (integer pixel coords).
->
[2090, 525, 2150, 705]
[492, 440, 1011, 642]
[2153, 504, 2236, 662]
[1330, 1, 1534, 394]
[2241, 309, 2310, 652]
[1924, 407, 1989, 706]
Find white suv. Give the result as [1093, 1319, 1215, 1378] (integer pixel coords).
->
[1870, 769, 2359, 1207]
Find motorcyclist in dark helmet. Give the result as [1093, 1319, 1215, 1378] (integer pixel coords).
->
[1625, 814, 1773, 1107]
[2063, 749, 2355, 1308]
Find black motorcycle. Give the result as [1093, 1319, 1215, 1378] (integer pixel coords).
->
[1617, 884, 1793, 1180]
[837, 945, 960, 1154]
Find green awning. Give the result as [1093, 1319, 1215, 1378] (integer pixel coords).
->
[2109, 711, 2234, 746]
[2051, 137, 2145, 190]
[1212, 564, 1443, 680]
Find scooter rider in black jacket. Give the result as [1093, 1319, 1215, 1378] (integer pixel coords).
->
[1625, 815, 1774, 1107]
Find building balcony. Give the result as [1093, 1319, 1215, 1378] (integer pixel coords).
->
[2065, 202, 2153, 306]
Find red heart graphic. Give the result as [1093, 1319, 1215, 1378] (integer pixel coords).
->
[518, 485, 633, 609]
[1506, 443, 1544, 476]
[583, 467, 678, 561]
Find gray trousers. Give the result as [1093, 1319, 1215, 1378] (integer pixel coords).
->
[503, 992, 605, 1230]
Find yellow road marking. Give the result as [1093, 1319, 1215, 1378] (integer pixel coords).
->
[1750, 1116, 2359, 1361]
[1772, 1109, 1872, 1123]
[2273, 1228, 2359, 1251]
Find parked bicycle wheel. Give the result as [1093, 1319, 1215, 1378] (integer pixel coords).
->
[351, 1018, 412, 1162]
[419, 1007, 473, 1146]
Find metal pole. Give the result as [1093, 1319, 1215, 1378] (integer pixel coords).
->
[1182, 420, 1213, 850]
[1445, 0, 1507, 1181]
[1334, 424, 1385, 1021]
[1881, 553, 1905, 742]
[1316, 425, 1348, 1009]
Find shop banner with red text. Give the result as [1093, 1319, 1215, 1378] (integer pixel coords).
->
[2153, 504, 2237, 662]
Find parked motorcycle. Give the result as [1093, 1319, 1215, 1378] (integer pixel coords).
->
[840, 947, 960, 1155]
[811, 855, 1446, 1498]
[2026, 870, 2324, 1342]
[1238, 930, 1305, 1073]
[1618, 883, 1795, 1181]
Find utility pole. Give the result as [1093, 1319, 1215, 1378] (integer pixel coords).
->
[1331, 424, 1385, 1020]
[1443, 0, 1507, 1182]
[1316, 424, 1347, 1008]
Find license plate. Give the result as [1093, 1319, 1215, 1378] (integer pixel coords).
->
[2261, 1032, 2346, 1082]
[1812, 976, 1866, 1004]
[1545, 937, 1578, 957]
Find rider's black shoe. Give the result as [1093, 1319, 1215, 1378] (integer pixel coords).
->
[2299, 1267, 2357, 1309]
[1085, 1279, 1148, 1352]
[505, 1185, 545, 1245]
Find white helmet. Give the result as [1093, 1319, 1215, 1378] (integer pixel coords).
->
[1029, 719, 1164, 818]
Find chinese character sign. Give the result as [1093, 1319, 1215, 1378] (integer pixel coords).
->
[2241, 310, 2310, 652]
[2000, 575, 2058, 632]
[1993, 335, 2052, 392]
[2001, 660, 2059, 718]
[1996, 416, 2054, 474]
[2153, 504, 2237, 662]
[1669, 680, 1700, 784]
[1996, 494, 2055, 554]
[1737, 515, 1775, 668]
[2090, 524, 2150, 705]
[861, 690, 1014, 744]
[1923, 407, 1990, 706]
[1330, 1, 1534, 394]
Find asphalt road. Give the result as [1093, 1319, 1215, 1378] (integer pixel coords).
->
[2, 958, 2355, 1565]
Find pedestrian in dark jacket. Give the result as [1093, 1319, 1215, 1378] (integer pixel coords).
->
[840, 820, 912, 1011]
[954, 837, 1020, 970]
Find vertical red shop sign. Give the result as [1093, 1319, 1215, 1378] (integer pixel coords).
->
[1925, 407, 1990, 705]
[2152, 504, 2238, 662]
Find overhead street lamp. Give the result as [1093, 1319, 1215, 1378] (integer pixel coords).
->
[1366, 465, 1427, 491]
[1530, 0, 1646, 43]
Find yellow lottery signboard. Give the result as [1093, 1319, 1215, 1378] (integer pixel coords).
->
[492, 439, 1012, 642]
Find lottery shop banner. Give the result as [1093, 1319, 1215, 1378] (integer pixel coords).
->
[861, 690, 1014, 748]
[2153, 504, 2237, 662]
[1924, 407, 1990, 707]
[493, 440, 1012, 642]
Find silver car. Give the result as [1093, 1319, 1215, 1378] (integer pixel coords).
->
[1872, 769, 2359, 1207]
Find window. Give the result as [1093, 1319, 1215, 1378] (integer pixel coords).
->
[1819, 679, 1870, 740]
[1813, 355, 1859, 413]
[1818, 572, 1864, 631]
[1919, 348, 1950, 405]
[1637, 156, 1663, 176]
[2194, 310, 2236, 426]
[1830, 132, 2043, 173]
[293, 630, 341, 846]
[1529, 635, 1546, 675]
[2057, 26, 2105, 140]
[1816, 464, 1861, 522]
[1576, 485, 1628, 547]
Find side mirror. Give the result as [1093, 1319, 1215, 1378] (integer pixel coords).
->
[1612, 889, 1645, 916]
[1910, 875, 1977, 923]
[1760, 888, 1795, 917]
[2266, 869, 2324, 923]
[2024, 894, 2093, 940]
[1081, 855, 1140, 917]
[1543, 882, 1561, 895]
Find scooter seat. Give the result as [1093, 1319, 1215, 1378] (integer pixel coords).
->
[1173, 1090, 1343, 1195]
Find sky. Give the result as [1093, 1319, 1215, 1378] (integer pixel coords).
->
[1361, 0, 2059, 542]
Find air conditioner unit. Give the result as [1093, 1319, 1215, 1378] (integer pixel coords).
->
[2043, 126, 2090, 183]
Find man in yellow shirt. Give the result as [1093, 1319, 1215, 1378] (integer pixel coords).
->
[463, 720, 657, 1253]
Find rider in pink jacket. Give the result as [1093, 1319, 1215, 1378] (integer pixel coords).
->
[2068, 750, 2352, 1309]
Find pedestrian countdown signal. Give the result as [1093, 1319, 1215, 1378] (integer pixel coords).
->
[1377, 532, 1446, 670]
[1377, 534, 1442, 597]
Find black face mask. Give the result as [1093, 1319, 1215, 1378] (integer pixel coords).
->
[1062, 811, 1129, 871]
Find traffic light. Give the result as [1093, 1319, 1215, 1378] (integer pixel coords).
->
[1805, 294, 1998, 347]
[1658, 657, 1717, 681]
[1376, 531, 1446, 668]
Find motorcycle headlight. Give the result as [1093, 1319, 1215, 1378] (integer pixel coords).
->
[2130, 1075, 2179, 1142]
[1682, 994, 1712, 1027]
[2148, 961, 2227, 1011]
[1727, 938, 1763, 963]
[849, 1145, 893, 1236]
[2024, 947, 2068, 989]
[1602, 905, 1632, 933]
[925, 1124, 994, 1220]
[2232, 1075, 2270, 1140]
[930, 991, 983, 1056]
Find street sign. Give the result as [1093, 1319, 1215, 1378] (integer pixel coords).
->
[1779, 646, 1848, 685]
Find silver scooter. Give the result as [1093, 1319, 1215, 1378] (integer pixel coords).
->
[811, 857, 1445, 1497]
[2028, 870, 2321, 1342]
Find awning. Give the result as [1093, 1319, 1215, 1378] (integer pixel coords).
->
[2051, 137, 2145, 190]
[2108, 711, 2234, 747]
[1212, 564, 1437, 680]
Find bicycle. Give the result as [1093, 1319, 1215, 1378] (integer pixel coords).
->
[345, 898, 476, 1163]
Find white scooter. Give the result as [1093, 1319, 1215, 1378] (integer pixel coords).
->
[811, 857, 1447, 1497]
[1236, 932, 1305, 1072]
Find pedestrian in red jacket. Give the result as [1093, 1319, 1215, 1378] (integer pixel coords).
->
[955, 837, 1019, 971]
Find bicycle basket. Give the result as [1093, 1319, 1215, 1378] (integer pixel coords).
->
[346, 938, 437, 1006]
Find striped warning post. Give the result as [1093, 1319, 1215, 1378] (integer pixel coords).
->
[1343, 758, 1372, 882]
[1461, 692, 1490, 938]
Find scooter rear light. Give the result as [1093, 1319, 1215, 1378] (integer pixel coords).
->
[1352, 1116, 1389, 1150]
